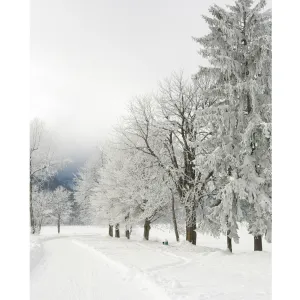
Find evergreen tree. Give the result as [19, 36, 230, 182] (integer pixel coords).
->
[73, 148, 105, 225]
[194, 0, 271, 251]
[68, 192, 83, 225]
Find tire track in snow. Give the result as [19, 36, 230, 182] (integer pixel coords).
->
[135, 242, 194, 299]
[32, 237, 160, 300]
[72, 239, 172, 300]
[136, 242, 192, 272]
[71, 237, 194, 299]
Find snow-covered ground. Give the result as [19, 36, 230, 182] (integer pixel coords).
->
[31, 225, 271, 300]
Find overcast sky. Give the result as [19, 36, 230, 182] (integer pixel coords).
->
[31, 0, 271, 161]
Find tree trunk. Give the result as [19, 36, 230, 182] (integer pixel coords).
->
[186, 225, 197, 245]
[109, 225, 113, 237]
[115, 223, 120, 238]
[57, 216, 60, 234]
[227, 230, 232, 253]
[125, 225, 131, 239]
[37, 216, 43, 235]
[30, 180, 35, 234]
[185, 206, 197, 245]
[35, 219, 42, 235]
[125, 214, 130, 239]
[171, 193, 180, 242]
[254, 235, 263, 251]
[143, 219, 151, 240]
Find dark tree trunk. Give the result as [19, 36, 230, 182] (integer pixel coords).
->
[57, 216, 60, 234]
[109, 225, 113, 237]
[186, 225, 197, 245]
[144, 219, 151, 240]
[171, 193, 180, 242]
[227, 230, 232, 253]
[254, 235, 263, 251]
[185, 206, 197, 245]
[125, 214, 131, 239]
[30, 179, 35, 234]
[125, 226, 131, 239]
[115, 223, 120, 238]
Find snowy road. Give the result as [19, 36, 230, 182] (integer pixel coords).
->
[31, 236, 167, 300]
[31, 226, 271, 300]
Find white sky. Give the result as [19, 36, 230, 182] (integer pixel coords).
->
[31, 0, 271, 160]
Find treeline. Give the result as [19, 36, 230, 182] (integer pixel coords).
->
[30, 119, 76, 234]
[74, 0, 272, 252]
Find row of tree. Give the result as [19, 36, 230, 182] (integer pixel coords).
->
[30, 119, 72, 234]
[74, 0, 272, 252]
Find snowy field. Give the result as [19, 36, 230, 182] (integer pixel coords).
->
[31, 225, 271, 300]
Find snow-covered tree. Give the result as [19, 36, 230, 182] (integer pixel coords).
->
[69, 0, 271, 252]
[73, 148, 105, 225]
[98, 148, 130, 236]
[30, 118, 69, 234]
[117, 72, 216, 245]
[68, 192, 82, 225]
[50, 186, 72, 233]
[193, 0, 272, 251]
[31, 186, 53, 234]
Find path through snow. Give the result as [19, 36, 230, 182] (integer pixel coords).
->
[31, 236, 169, 300]
[31, 226, 271, 300]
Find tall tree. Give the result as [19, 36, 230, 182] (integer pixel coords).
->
[117, 73, 216, 245]
[194, 0, 272, 251]
[99, 145, 170, 241]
